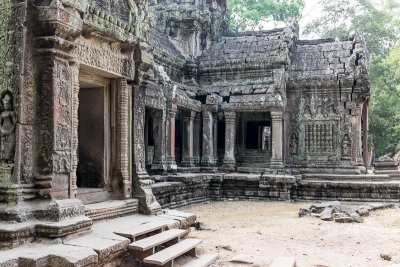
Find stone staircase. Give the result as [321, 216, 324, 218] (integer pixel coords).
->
[237, 149, 272, 168]
[0, 207, 216, 267]
[124, 220, 217, 267]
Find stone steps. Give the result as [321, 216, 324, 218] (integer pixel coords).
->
[85, 199, 138, 221]
[77, 188, 111, 205]
[182, 253, 219, 267]
[143, 238, 202, 266]
[128, 229, 186, 261]
[302, 174, 394, 181]
[114, 220, 167, 241]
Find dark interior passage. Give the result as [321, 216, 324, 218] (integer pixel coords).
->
[175, 109, 183, 164]
[77, 87, 105, 188]
[246, 121, 270, 149]
[217, 120, 225, 149]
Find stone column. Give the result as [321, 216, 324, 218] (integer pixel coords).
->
[362, 102, 369, 169]
[132, 83, 161, 215]
[70, 61, 80, 199]
[166, 104, 178, 171]
[223, 112, 236, 170]
[33, 1, 81, 201]
[212, 113, 218, 165]
[115, 79, 132, 199]
[181, 110, 196, 167]
[271, 111, 283, 167]
[354, 103, 365, 171]
[151, 109, 167, 172]
[201, 110, 214, 166]
[193, 112, 201, 166]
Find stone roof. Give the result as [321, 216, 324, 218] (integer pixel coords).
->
[149, 29, 185, 60]
[287, 35, 369, 92]
[201, 28, 288, 62]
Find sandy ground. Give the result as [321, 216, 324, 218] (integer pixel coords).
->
[180, 201, 400, 267]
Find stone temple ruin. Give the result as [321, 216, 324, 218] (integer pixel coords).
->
[1, 0, 397, 266]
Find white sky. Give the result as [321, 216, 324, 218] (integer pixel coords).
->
[299, 0, 322, 38]
[259, 0, 323, 38]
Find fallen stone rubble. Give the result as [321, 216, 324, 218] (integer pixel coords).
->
[299, 201, 397, 223]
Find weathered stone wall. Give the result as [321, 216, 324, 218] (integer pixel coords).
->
[152, 174, 296, 209]
[286, 36, 370, 172]
[0, 0, 28, 203]
[152, 174, 400, 209]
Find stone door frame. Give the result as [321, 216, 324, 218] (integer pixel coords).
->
[78, 70, 112, 191]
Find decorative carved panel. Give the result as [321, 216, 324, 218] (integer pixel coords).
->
[303, 120, 337, 156]
[73, 37, 135, 78]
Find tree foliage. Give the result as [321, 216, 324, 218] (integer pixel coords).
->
[304, 0, 400, 56]
[227, 0, 305, 32]
[305, 0, 400, 155]
[369, 48, 400, 154]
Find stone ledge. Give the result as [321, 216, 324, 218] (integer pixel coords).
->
[85, 199, 139, 222]
[36, 216, 93, 238]
[152, 172, 400, 209]
[0, 243, 98, 267]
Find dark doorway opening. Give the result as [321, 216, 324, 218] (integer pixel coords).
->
[246, 121, 270, 149]
[77, 87, 105, 188]
[217, 120, 226, 149]
[175, 109, 183, 164]
[145, 110, 155, 170]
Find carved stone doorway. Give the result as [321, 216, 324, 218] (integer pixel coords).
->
[77, 74, 112, 203]
[237, 112, 272, 168]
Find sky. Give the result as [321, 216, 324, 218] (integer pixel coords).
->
[299, 0, 322, 37]
[259, 0, 323, 38]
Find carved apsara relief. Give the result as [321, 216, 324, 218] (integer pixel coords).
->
[0, 92, 16, 165]
[133, 85, 146, 173]
[342, 134, 352, 158]
[289, 133, 298, 155]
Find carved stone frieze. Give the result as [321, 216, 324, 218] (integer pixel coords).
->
[73, 37, 135, 78]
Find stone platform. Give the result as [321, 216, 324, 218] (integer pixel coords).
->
[152, 172, 400, 208]
[0, 210, 196, 266]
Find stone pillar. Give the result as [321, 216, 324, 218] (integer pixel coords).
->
[70, 61, 80, 199]
[132, 83, 161, 214]
[212, 113, 218, 165]
[151, 109, 167, 172]
[33, 2, 81, 201]
[354, 103, 366, 172]
[223, 112, 236, 170]
[181, 110, 196, 167]
[193, 112, 201, 166]
[114, 79, 132, 199]
[362, 102, 369, 169]
[166, 104, 178, 171]
[201, 110, 214, 166]
[271, 111, 283, 167]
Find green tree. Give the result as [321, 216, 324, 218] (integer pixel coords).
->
[303, 0, 400, 56]
[304, 0, 400, 155]
[227, 0, 305, 32]
[369, 47, 400, 154]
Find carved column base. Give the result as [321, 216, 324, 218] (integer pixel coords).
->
[222, 159, 236, 171]
[0, 184, 19, 204]
[181, 157, 195, 167]
[35, 174, 52, 199]
[133, 172, 162, 215]
[167, 156, 177, 172]
[193, 156, 200, 166]
[201, 156, 214, 166]
[270, 160, 284, 169]
[151, 161, 168, 173]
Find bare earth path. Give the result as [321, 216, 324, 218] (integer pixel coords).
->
[181, 201, 400, 267]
